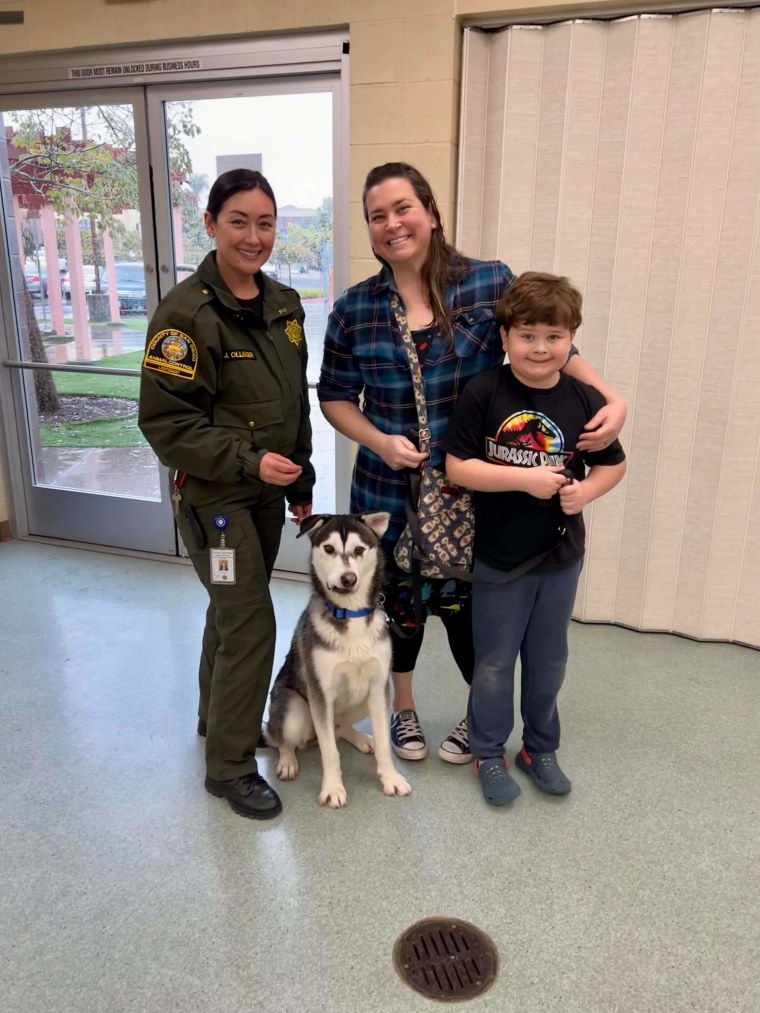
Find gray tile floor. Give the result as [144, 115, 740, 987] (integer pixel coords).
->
[1, 540, 758, 1012]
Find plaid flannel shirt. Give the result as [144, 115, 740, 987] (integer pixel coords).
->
[317, 258, 514, 550]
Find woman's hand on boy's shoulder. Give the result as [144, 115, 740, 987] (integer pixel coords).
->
[576, 399, 626, 452]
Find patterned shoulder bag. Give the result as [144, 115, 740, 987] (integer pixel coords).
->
[390, 294, 475, 581]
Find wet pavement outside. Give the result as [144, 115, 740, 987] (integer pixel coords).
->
[37, 446, 162, 499]
[35, 396, 336, 514]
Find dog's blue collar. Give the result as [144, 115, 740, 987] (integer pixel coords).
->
[324, 602, 376, 620]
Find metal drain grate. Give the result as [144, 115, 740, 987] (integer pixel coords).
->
[393, 916, 499, 1002]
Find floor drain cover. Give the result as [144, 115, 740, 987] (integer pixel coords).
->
[393, 916, 499, 1002]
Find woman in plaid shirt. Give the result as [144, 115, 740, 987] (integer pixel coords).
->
[317, 163, 626, 765]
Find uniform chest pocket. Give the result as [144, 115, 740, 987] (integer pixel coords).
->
[213, 399, 284, 447]
[219, 353, 263, 402]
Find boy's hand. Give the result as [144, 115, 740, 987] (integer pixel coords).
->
[576, 400, 626, 452]
[523, 466, 567, 500]
[378, 434, 428, 471]
[559, 478, 588, 515]
[288, 503, 313, 525]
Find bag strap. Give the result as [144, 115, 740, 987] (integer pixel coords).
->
[391, 293, 468, 581]
[390, 295, 451, 593]
[390, 294, 432, 452]
[470, 534, 566, 585]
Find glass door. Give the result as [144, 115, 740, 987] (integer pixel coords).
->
[0, 72, 346, 567]
[147, 78, 341, 571]
[0, 91, 174, 553]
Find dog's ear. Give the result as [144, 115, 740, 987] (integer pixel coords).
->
[297, 514, 329, 539]
[360, 511, 391, 539]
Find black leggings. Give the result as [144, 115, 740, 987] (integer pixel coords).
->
[384, 569, 475, 685]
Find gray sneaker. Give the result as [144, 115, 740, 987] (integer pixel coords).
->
[515, 747, 572, 795]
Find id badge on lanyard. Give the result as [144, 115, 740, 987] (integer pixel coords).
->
[210, 515, 236, 584]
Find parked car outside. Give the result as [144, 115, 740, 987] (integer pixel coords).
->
[62, 262, 147, 314]
[23, 255, 67, 297]
[109, 262, 147, 315]
[62, 264, 98, 298]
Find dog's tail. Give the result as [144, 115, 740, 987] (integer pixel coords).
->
[261, 723, 276, 748]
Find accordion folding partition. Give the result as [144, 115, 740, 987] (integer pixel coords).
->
[458, 8, 760, 648]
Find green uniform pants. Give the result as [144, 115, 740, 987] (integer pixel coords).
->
[177, 489, 285, 781]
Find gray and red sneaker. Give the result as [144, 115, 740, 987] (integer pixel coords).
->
[474, 757, 521, 805]
[515, 746, 572, 795]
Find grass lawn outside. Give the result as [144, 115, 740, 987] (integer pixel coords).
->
[43, 350, 145, 448]
[52, 350, 142, 399]
[41, 416, 148, 449]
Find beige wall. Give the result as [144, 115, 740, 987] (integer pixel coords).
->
[0, 0, 707, 530]
[0, 0, 698, 287]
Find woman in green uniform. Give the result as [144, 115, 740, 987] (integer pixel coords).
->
[139, 169, 314, 820]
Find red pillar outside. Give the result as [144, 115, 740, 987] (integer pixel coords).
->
[173, 205, 185, 266]
[64, 215, 91, 361]
[40, 203, 64, 336]
[102, 230, 120, 324]
[12, 196, 24, 262]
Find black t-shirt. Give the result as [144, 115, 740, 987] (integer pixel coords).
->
[235, 271, 265, 320]
[236, 293, 264, 318]
[412, 325, 436, 370]
[443, 365, 626, 572]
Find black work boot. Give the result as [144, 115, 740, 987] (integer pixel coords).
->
[205, 772, 283, 820]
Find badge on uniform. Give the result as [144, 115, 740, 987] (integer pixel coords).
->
[284, 319, 304, 347]
[210, 515, 236, 584]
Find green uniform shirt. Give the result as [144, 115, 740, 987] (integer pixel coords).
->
[138, 252, 314, 510]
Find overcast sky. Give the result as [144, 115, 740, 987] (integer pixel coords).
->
[4, 89, 333, 212]
[168, 92, 333, 210]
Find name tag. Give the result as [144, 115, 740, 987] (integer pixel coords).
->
[223, 349, 256, 360]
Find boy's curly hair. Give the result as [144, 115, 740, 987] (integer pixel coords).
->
[495, 272, 583, 332]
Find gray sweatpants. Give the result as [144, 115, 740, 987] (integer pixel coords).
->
[467, 557, 583, 759]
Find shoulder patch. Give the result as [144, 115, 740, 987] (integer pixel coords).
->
[284, 319, 304, 347]
[143, 329, 198, 379]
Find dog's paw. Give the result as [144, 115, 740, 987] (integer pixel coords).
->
[276, 752, 299, 780]
[318, 782, 348, 808]
[339, 728, 375, 754]
[380, 771, 412, 797]
[356, 733, 375, 754]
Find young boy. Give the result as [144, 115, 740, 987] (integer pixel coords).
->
[444, 272, 626, 806]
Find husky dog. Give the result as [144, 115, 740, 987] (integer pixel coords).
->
[265, 512, 412, 809]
